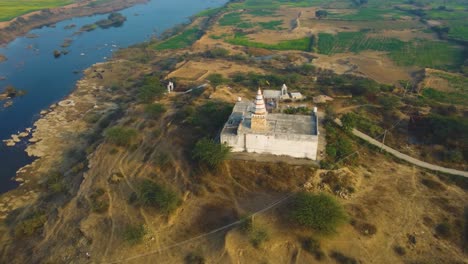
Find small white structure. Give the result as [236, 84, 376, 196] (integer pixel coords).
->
[167, 81, 174, 93]
[220, 89, 319, 160]
[263, 84, 304, 109]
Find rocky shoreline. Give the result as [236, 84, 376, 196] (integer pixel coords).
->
[0, 60, 120, 219]
[0, 0, 148, 46]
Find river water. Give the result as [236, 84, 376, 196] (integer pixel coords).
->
[0, 0, 227, 193]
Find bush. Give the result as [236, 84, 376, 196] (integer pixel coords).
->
[187, 101, 233, 137]
[89, 188, 109, 213]
[393, 245, 406, 256]
[330, 251, 358, 264]
[14, 211, 47, 237]
[144, 103, 166, 119]
[137, 180, 181, 214]
[341, 113, 357, 132]
[192, 138, 231, 168]
[435, 222, 452, 238]
[290, 192, 348, 234]
[185, 252, 205, 264]
[46, 172, 67, 194]
[249, 227, 269, 248]
[206, 47, 230, 58]
[302, 237, 325, 260]
[123, 224, 146, 245]
[138, 76, 166, 102]
[206, 73, 226, 88]
[104, 126, 137, 146]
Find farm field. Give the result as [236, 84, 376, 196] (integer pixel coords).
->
[153, 28, 203, 50]
[316, 32, 464, 68]
[0, 0, 73, 21]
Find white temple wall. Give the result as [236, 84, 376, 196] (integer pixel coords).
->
[244, 133, 318, 160]
[220, 133, 245, 152]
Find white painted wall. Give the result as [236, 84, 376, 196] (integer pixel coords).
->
[244, 133, 318, 160]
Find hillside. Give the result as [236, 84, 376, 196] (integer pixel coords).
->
[0, 0, 467, 263]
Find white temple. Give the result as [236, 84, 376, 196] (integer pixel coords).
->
[220, 88, 318, 160]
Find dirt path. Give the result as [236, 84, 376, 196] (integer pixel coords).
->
[335, 119, 468, 177]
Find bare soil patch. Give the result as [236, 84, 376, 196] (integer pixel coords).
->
[313, 51, 413, 85]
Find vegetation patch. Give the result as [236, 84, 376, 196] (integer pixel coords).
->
[144, 103, 166, 119]
[226, 33, 311, 51]
[122, 224, 146, 245]
[89, 188, 109, 213]
[192, 138, 231, 168]
[154, 28, 203, 50]
[330, 251, 358, 264]
[316, 32, 463, 68]
[0, 0, 72, 22]
[290, 192, 348, 234]
[14, 211, 47, 237]
[137, 180, 181, 214]
[240, 217, 270, 248]
[104, 126, 137, 147]
[302, 237, 326, 260]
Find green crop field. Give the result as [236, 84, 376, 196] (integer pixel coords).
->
[0, 0, 73, 22]
[316, 32, 463, 69]
[153, 28, 202, 50]
[225, 33, 311, 51]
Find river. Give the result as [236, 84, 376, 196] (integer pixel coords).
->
[0, 0, 227, 193]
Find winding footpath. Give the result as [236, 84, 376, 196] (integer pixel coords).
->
[335, 119, 468, 177]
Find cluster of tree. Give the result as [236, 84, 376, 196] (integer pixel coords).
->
[137, 75, 166, 102]
[186, 101, 233, 137]
[322, 123, 357, 168]
[96, 13, 127, 29]
[192, 138, 231, 168]
[137, 180, 181, 214]
[290, 192, 348, 234]
[317, 74, 393, 98]
[315, 10, 328, 19]
[409, 113, 467, 162]
[231, 72, 299, 90]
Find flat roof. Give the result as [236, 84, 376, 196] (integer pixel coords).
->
[222, 100, 318, 136]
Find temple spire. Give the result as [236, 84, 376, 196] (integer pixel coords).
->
[254, 88, 266, 115]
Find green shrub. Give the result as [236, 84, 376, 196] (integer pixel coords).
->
[341, 113, 357, 132]
[144, 103, 166, 119]
[89, 188, 109, 213]
[207, 73, 227, 88]
[123, 224, 146, 245]
[46, 172, 67, 194]
[192, 138, 231, 168]
[185, 252, 205, 264]
[137, 75, 166, 102]
[435, 222, 452, 238]
[14, 211, 47, 237]
[290, 192, 348, 234]
[330, 251, 358, 264]
[249, 227, 269, 248]
[302, 237, 325, 260]
[138, 180, 181, 213]
[187, 101, 233, 137]
[104, 126, 137, 146]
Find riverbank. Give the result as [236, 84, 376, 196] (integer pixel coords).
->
[0, 0, 148, 46]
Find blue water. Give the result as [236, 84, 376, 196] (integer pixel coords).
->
[0, 0, 227, 193]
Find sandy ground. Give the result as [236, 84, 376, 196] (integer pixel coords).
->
[167, 59, 265, 81]
[313, 51, 413, 85]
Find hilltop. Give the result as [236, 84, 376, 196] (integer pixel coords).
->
[0, 0, 467, 263]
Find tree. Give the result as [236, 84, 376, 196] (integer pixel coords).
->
[290, 192, 348, 234]
[138, 76, 166, 102]
[315, 10, 328, 19]
[192, 138, 231, 168]
[207, 73, 226, 88]
[341, 113, 357, 132]
[138, 180, 181, 213]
